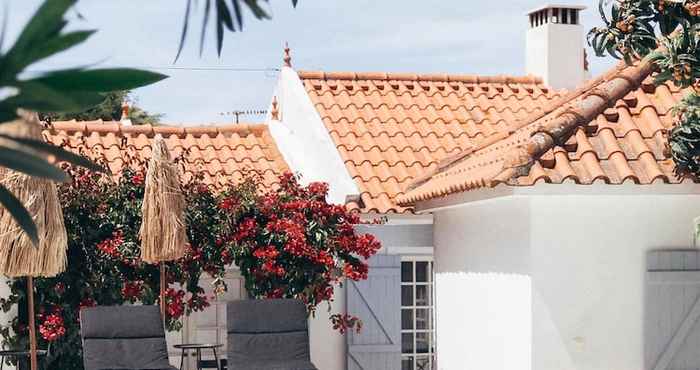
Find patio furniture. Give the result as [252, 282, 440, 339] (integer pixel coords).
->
[0, 349, 48, 370]
[80, 305, 177, 370]
[226, 299, 318, 370]
[174, 343, 222, 370]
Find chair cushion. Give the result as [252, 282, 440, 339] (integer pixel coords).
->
[82, 337, 172, 370]
[81, 306, 165, 339]
[227, 359, 317, 370]
[80, 306, 172, 370]
[227, 299, 307, 333]
[227, 332, 310, 364]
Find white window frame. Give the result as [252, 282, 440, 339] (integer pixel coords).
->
[401, 256, 435, 370]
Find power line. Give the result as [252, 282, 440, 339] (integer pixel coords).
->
[26, 66, 280, 74]
[135, 66, 280, 72]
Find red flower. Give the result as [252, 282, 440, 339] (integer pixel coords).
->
[121, 281, 143, 301]
[343, 262, 369, 281]
[218, 196, 240, 211]
[39, 313, 66, 342]
[131, 173, 145, 186]
[266, 288, 285, 298]
[97, 231, 124, 258]
[330, 314, 363, 334]
[253, 246, 279, 260]
[307, 182, 329, 198]
[234, 218, 257, 242]
[187, 292, 211, 311]
[355, 234, 381, 259]
[313, 250, 335, 268]
[163, 289, 186, 320]
[79, 298, 96, 310]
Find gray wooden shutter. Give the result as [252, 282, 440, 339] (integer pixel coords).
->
[646, 250, 700, 370]
[347, 254, 401, 370]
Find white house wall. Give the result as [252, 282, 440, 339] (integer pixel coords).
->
[529, 192, 700, 370]
[431, 186, 700, 370]
[267, 67, 359, 205]
[432, 197, 533, 370]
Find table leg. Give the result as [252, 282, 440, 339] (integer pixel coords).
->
[196, 349, 202, 370]
[179, 349, 185, 370]
[1, 355, 4, 370]
[213, 348, 220, 370]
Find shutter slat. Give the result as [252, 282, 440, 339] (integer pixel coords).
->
[347, 254, 401, 370]
[646, 250, 700, 370]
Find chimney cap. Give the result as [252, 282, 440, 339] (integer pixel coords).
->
[526, 4, 586, 15]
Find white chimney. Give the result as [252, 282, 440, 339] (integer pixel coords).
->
[526, 4, 587, 90]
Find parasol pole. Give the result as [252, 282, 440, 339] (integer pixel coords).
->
[27, 276, 37, 370]
[160, 262, 166, 318]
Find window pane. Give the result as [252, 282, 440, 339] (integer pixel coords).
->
[402, 309, 414, 330]
[402, 262, 413, 282]
[416, 262, 429, 282]
[402, 356, 414, 370]
[402, 285, 414, 306]
[416, 309, 430, 330]
[416, 285, 430, 306]
[416, 356, 430, 370]
[402, 333, 414, 354]
[416, 332, 430, 354]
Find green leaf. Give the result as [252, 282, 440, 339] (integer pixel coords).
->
[0, 184, 38, 246]
[0, 146, 69, 182]
[217, 0, 234, 31]
[200, 0, 212, 56]
[4, 0, 76, 72]
[231, 0, 244, 29]
[0, 134, 106, 173]
[243, 0, 270, 19]
[28, 68, 168, 93]
[216, 0, 233, 55]
[20, 30, 96, 67]
[174, 0, 193, 63]
[3, 82, 105, 113]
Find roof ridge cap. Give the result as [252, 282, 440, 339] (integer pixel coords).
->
[407, 60, 630, 190]
[297, 69, 544, 84]
[48, 121, 268, 136]
[401, 59, 654, 198]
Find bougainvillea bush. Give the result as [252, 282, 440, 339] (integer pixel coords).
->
[219, 173, 381, 332]
[0, 157, 380, 370]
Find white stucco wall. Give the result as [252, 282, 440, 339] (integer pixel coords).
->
[431, 185, 700, 370]
[267, 67, 359, 205]
[433, 197, 533, 370]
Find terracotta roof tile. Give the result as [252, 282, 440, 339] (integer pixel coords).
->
[43, 121, 290, 189]
[398, 61, 699, 206]
[300, 70, 563, 213]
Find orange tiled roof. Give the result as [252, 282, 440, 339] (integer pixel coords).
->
[43, 121, 290, 189]
[397, 61, 697, 206]
[299, 70, 565, 213]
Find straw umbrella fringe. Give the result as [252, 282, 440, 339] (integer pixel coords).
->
[139, 136, 188, 317]
[0, 112, 68, 370]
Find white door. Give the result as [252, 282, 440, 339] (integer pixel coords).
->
[176, 268, 246, 370]
[646, 250, 700, 370]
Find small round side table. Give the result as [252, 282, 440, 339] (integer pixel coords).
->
[0, 350, 48, 370]
[174, 343, 223, 370]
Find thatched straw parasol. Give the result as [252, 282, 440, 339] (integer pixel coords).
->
[139, 136, 188, 318]
[0, 112, 67, 370]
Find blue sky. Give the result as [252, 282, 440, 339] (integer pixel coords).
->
[8, 0, 615, 124]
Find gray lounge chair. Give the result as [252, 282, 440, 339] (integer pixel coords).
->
[80, 305, 176, 370]
[227, 299, 318, 370]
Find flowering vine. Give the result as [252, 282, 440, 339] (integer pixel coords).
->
[0, 155, 380, 369]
